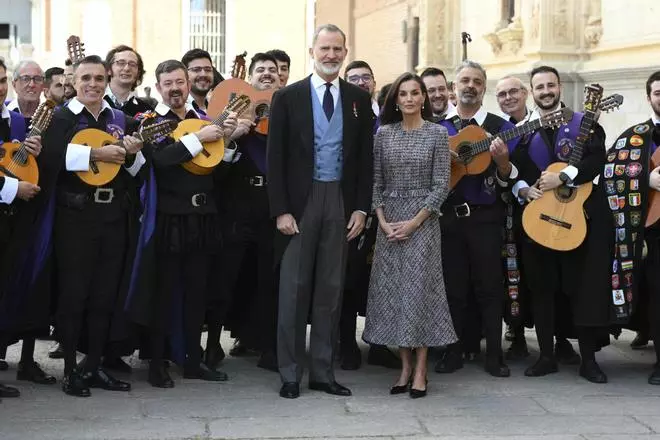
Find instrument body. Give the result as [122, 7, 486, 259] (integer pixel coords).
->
[646, 148, 660, 227]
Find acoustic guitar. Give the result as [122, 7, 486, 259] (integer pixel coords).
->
[645, 140, 660, 227]
[174, 94, 251, 176]
[0, 100, 56, 185]
[66, 35, 85, 64]
[448, 108, 570, 188]
[74, 120, 178, 186]
[207, 51, 274, 135]
[522, 86, 623, 251]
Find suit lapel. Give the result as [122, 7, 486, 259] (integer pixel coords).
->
[339, 79, 354, 152]
[298, 76, 314, 149]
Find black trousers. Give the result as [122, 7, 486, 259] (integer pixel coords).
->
[644, 232, 660, 363]
[440, 204, 504, 360]
[54, 207, 127, 374]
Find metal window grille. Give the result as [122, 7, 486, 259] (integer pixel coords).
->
[188, 0, 226, 70]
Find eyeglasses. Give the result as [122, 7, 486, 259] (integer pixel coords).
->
[496, 88, 522, 99]
[347, 74, 373, 84]
[113, 60, 139, 69]
[17, 75, 45, 84]
[188, 66, 214, 74]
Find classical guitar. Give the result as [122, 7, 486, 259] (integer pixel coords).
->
[0, 100, 56, 185]
[73, 120, 178, 186]
[66, 35, 85, 64]
[522, 85, 623, 251]
[173, 94, 251, 176]
[207, 51, 274, 135]
[448, 108, 570, 188]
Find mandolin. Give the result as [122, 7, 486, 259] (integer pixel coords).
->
[174, 94, 251, 175]
[74, 120, 178, 186]
[207, 51, 274, 135]
[522, 86, 623, 251]
[449, 108, 570, 188]
[0, 100, 56, 185]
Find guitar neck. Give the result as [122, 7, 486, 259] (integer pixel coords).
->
[568, 110, 597, 166]
[210, 110, 229, 128]
[471, 119, 543, 155]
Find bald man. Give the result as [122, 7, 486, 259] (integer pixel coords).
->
[7, 60, 45, 130]
[495, 76, 529, 124]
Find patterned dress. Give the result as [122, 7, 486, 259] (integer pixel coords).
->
[363, 121, 457, 347]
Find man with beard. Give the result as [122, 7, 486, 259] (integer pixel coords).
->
[210, 53, 281, 372]
[266, 49, 291, 87]
[434, 60, 518, 378]
[63, 59, 76, 101]
[44, 67, 66, 105]
[337, 60, 400, 371]
[268, 24, 373, 398]
[496, 76, 529, 124]
[7, 60, 45, 131]
[512, 65, 606, 382]
[421, 67, 454, 121]
[134, 59, 237, 388]
[104, 45, 153, 117]
[0, 58, 46, 398]
[182, 49, 216, 115]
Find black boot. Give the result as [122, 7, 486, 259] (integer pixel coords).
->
[148, 362, 174, 388]
[525, 356, 558, 377]
[62, 369, 91, 397]
[579, 360, 607, 384]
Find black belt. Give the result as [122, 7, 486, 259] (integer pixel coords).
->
[159, 190, 210, 208]
[446, 202, 491, 218]
[57, 188, 120, 210]
[244, 175, 266, 187]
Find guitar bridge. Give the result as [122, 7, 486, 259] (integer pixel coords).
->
[540, 214, 571, 230]
[202, 148, 211, 158]
[90, 161, 100, 174]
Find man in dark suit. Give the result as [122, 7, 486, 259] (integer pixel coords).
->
[267, 23, 374, 399]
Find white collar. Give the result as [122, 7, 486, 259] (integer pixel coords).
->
[311, 72, 340, 90]
[155, 101, 198, 118]
[105, 85, 135, 106]
[6, 99, 20, 112]
[1, 104, 10, 121]
[651, 114, 660, 126]
[528, 102, 562, 122]
[67, 97, 113, 115]
[445, 105, 488, 126]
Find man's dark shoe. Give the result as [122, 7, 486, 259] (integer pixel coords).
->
[17, 361, 56, 385]
[83, 367, 131, 391]
[367, 345, 401, 369]
[62, 370, 91, 397]
[555, 339, 581, 365]
[579, 360, 608, 384]
[525, 356, 559, 377]
[0, 359, 7, 371]
[102, 357, 132, 374]
[48, 343, 65, 359]
[648, 364, 660, 385]
[0, 383, 20, 398]
[340, 343, 362, 370]
[309, 381, 352, 396]
[183, 362, 228, 381]
[485, 358, 511, 377]
[506, 338, 530, 361]
[148, 365, 175, 388]
[631, 332, 650, 350]
[280, 382, 300, 399]
[434, 350, 463, 374]
[257, 351, 279, 373]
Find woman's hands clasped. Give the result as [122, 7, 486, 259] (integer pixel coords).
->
[380, 218, 421, 242]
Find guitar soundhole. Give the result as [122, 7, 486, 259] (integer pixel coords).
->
[457, 143, 472, 164]
[554, 186, 576, 203]
[254, 103, 268, 119]
[11, 150, 27, 166]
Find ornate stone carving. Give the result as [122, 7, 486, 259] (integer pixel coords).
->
[419, 0, 449, 68]
[529, 0, 540, 41]
[484, 15, 524, 56]
[552, 0, 572, 44]
[484, 31, 502, 55]
[584, 0, 603, 47]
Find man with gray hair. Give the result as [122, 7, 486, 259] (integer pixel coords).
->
[496, 75, 529, 124]
[7, 60, 45, 131]
[434, 59, 520, 378]
[268, 24, 374, 399]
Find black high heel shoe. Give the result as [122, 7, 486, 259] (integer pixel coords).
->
[409, 377, 428, 399]
[390, 377, 411, 395]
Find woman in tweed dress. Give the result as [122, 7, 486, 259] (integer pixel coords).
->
[363, 72, 457, 398]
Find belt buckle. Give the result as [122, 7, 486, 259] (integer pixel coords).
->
[250, 176, 265, 187]
[454, 202, 471, 218]
[191, 193, 207, 207]
[94, 188, 115, 204]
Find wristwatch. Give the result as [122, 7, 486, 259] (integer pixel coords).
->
[559, 171, 572, 185]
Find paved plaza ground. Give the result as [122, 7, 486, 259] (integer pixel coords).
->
[1, 325, 660, 440]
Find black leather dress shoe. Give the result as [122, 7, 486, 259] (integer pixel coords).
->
[367, 345, 401, 369]
[148, 365, 175, 388]
[62, 370, 91, 397]
[579, 360, 607, 384]
[102, 357, 132, 374]
[280, 382, 300, 399]
[485, 358, 511, 377]
[83, 367, 131, 391]
[555, 339, 581, 365]
[0, 382, 20, 398]
[505, 338, 530, 361]
[17, 361, 56, 385]
[309, 381, 352, 396]
[340, 344, 362, 370]
[0, 359, 7, 371]
[257, 351, 279, 373]
[525, 356, 559, 377]
[183, 362, 228, 381]
[434, 350, 463, 374]
[648, 365, 660, 385]
[48, 343, 65, 359]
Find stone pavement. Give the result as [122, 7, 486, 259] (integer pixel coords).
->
[1, 326, 660, 440]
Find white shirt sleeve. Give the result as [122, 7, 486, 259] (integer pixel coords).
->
[512, 180, 530, 205]
[561, 165, 578, 181]
[496, 163, 519, 187]
[180, 133, 204, 158]
[124, 151, 146, 177]
[0, 176, 19, 204]
[65, 144, 91, 171]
